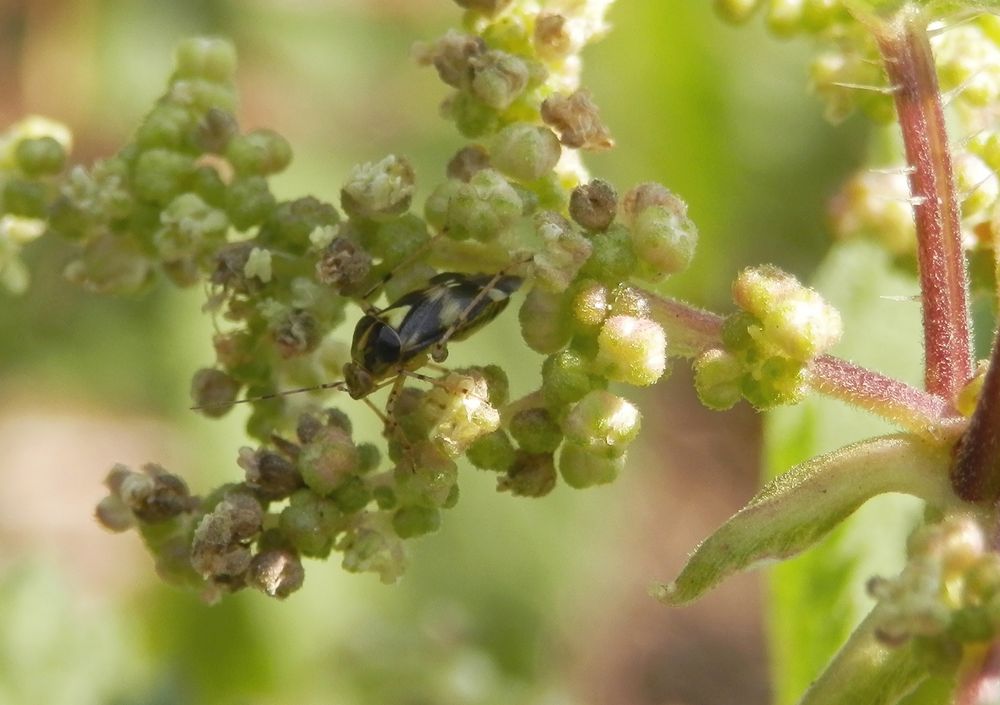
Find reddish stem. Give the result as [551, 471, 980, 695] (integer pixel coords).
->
[953, 327, 1000, 501]
[810, 355, 952, 433]
[875, 7, 972, 402]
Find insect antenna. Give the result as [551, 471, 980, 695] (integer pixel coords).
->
[191, 379, 351, 411]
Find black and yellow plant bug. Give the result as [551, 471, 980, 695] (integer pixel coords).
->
[197, 268, 523, 426]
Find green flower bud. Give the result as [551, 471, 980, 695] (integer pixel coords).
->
[446, 169, 522, 241]
[733, 265, 842, 360]
[578, 224, 637, 284]
[14, 136, 66, 176]
[969, 131, 1000, 173]
[766, 0, 804, 36]
[631, 202, 699, 280]
[570, 279, 609, 331]
[393, 505, 441, 538]
[595, 315, 667, 386]
[396, 442, 459, 507]
[510, 407, 563, 453]
[519, 286, 572, 354]
[570, 179, 617, 232]
[373, 486, 397, 510]
[559, 442, 625, 488]
[173, 37, 238, 83]
[135, 103, 196, 151]
[955, 152, 999, 221]
[715, 0, 762, 23]
[741, 356, 807, 408]
[563, 390, 641, 458]
[331, 476, 372, 514]
[190, 165, 227, 207]
[720, 311, 757, 352]
[190, 367, 241, 416]
[533, 211, 592, 291]
[279, 489, 343, 557]
[156, 193, 229, 260]
[828, 170, 914, 253]
[469, 50, 529, 110]
[357, 443, 381, 474]
[936, 25, 1000, 107]
[226, 176, 277, 231]
[693, 349, 744, 410]
[370, 213, 431, 268]
[226, 129, 293, 176]
[445, 91, 502, 138]
[341, 154, 415, 221]
[169, 78, 237, 114]
[466, 429, 517, 471]
[261, 196, 341, 251]
[299, 425, 360, 495]
[608, 284, 651, 319]
[0, 116, 72, 170]
[540, 89, 613, 151]
[542, 349, 596, 409]
[425, 179, 463, 231]
[2, 179, 48, 218]
[249, 547, 304, 599]
[498, 451, 557, 497]
[132, 148, 194, 205]
[491, 123, 561, 182]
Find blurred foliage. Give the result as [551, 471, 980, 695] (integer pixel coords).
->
[0, 1, 871, 704]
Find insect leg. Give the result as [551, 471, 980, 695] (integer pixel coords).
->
[429, 268, 512, 362]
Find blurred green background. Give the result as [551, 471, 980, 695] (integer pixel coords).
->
[0, 2, 866, 704]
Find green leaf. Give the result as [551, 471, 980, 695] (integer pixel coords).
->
[766, 240, 933, 704]
[797, 605, 957, 705]
[654, 433, 955, 606]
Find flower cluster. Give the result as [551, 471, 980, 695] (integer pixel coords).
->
[67, 0, 698, 598]
[693, 265, 842, 409]
[869, 515, 1000, 649]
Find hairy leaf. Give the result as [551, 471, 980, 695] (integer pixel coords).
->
[654, 434, 956, 606]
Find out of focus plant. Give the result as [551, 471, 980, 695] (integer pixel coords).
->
[5, 0, 1000, 702]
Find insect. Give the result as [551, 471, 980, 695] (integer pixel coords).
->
[197, 269, 524, 424]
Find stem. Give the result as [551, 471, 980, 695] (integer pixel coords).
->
[810, 355, 954, 434]
[952, 327, 1000, 501]
[875, 6, 972, 402]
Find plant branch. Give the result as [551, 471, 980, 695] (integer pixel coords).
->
[643, 291, 950, 433]
[810, 354, 955, 435]
[952, 326, 1000, 501]
[874, 5, 972, 402]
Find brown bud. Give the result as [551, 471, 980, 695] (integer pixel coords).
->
[570, 179, 618, 231]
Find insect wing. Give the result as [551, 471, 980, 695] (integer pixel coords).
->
[390, 273, 522, 355]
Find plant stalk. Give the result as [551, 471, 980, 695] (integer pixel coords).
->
[874, 5, 972, 402]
